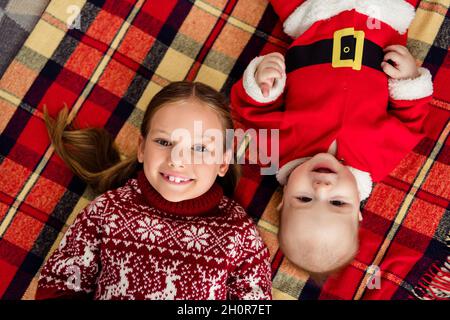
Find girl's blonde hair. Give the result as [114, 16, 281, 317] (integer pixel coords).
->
[44, 81, 240, 197]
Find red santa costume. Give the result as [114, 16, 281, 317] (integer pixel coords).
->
[231, 0, 433, 201]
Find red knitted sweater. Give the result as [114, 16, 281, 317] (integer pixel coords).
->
[36, 171, 272, 300]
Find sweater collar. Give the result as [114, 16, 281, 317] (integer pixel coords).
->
[136, 171, 223, 217]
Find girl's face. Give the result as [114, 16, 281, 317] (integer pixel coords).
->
[137, 99, 230, 202]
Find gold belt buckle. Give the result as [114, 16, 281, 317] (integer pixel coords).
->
[332, 27, 365, 71]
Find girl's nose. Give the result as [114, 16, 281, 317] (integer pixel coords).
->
[168, 160, 184, 168]
[168, 148, 189, 168]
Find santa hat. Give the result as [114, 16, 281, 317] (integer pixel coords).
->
[276, 158, 373, 202]
[269, 0, 418, 38]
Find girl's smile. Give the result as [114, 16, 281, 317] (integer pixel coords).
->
[160, 172, 195, 185]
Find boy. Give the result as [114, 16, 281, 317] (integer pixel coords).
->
[231, 0, 433, 275]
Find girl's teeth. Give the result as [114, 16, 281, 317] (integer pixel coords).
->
[165, 174, 189, 183]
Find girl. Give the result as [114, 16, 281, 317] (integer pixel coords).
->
[36, 81, 272, 300]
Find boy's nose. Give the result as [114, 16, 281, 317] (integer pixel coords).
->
[311, 173, 336, 192]
[313, 180, 332, 189]
[312, 180, 333, 199]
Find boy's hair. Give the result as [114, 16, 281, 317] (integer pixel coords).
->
[44, 81, 240, 196]
[278, 202, 360, 284]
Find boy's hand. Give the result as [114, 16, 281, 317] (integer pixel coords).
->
[255, 52, 286, 97]
[382, 45, 420, 80]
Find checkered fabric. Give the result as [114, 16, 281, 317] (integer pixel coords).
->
[0, 0, 50, 76]
[0, 0, 448, 300]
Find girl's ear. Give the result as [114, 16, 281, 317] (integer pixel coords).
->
[137, 135, 145, 163]
[358, 211, 363, 222]
[217, 149, 232, 177]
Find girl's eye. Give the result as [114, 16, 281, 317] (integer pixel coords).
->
[155, 139, 171, 147]
[193, 145, 208, 152]
[297, 196, 312, 203]
[330, 200, 346, 207]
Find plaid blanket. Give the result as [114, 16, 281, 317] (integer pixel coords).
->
[0, 0, 49, 77]
[0, 0, 449, 300]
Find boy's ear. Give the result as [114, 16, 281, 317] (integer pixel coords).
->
[276, 185, 287, 211]
[137, 135, 145, 163]
[276, 198, 284, 212]
[358, 211, 363, 222]
[218, 149, 233, 177]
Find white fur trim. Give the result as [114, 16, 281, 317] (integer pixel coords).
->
[284, 0, 416, 38]
[276, 159, 373, 201]
[347, 166, 373, 201]
[243, 56, 286, 104]
[389, 67, 433, 101]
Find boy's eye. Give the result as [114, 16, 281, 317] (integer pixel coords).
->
[155, 139, 171, 147]
[192, 144, 208, 152]
[297, 196, 312, 203]
[330, 200, 346, 207]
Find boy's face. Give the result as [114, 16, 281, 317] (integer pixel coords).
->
[279, 153, 362, 272]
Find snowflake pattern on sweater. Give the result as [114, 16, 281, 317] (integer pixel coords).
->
[36, 178, 272, 300]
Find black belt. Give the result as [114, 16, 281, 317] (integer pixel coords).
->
[286, 29, 384, 73]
